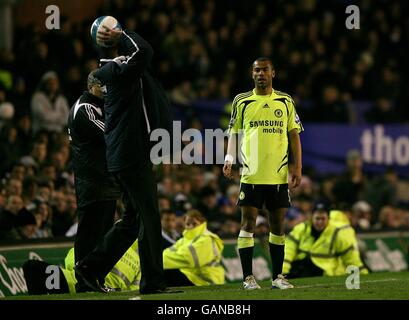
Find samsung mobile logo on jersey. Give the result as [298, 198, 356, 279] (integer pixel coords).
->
[249, 120, 284, 128]
[249, 120, 284, 134]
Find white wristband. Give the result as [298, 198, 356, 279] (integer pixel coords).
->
[225, 154, 234, 163]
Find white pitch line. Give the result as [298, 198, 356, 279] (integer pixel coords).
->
[361, 278, 398, 283]
[296, 278, 399, 289]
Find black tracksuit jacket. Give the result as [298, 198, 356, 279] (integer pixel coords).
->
[68, 91, 120, 207]
[94, 30, 172, 173]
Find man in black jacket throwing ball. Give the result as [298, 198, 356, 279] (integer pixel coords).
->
[75, 24, 174, 294]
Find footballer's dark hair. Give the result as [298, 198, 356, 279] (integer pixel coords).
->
[253, 57, 274, 69]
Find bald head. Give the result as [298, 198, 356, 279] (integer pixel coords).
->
[87, 70, 104, 99]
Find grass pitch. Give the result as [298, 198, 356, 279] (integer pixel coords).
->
[4, 271, 409, 300]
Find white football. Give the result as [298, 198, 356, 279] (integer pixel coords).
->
[90, 16, 122, 47]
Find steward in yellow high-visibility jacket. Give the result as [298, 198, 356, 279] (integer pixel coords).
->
[23, 241, 141, 295]
[163, 210, 225, 286]
[283, 203, 368, 278]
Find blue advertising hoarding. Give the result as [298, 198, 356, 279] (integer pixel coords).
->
[302, 124, 409, 175]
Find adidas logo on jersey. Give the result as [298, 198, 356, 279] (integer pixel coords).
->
[263, 104, 270, 108]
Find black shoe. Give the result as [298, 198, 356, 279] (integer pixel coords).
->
[140, 287, 183, 294]
[75, 282, 94, 293]
[74, 263, 107, 293]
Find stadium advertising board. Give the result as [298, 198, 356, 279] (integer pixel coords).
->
[358, 232, 409, 272]
[0, 242, 72, 297]
[302, 124, 409, 175]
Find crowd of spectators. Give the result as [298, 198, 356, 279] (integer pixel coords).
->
[1, 127, 408, 242]
[0, 0, 409, 242]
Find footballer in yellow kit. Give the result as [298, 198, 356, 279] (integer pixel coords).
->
[224, 57, 303, 290]
[229, 88, 303, 184]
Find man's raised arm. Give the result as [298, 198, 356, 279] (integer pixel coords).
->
[96, 29, 153, 82]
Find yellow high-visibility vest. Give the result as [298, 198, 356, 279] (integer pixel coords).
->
[163, 222, 225, 286]
[283, 220, 368, 276]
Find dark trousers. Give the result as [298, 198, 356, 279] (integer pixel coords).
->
[80, 163, 166, 293]
[164, 269, 194, 287]
[287, 258, 324, 279]
[74, 200, 116, 290]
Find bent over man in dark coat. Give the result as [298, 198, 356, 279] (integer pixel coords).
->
[68, 71, 120, 292]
